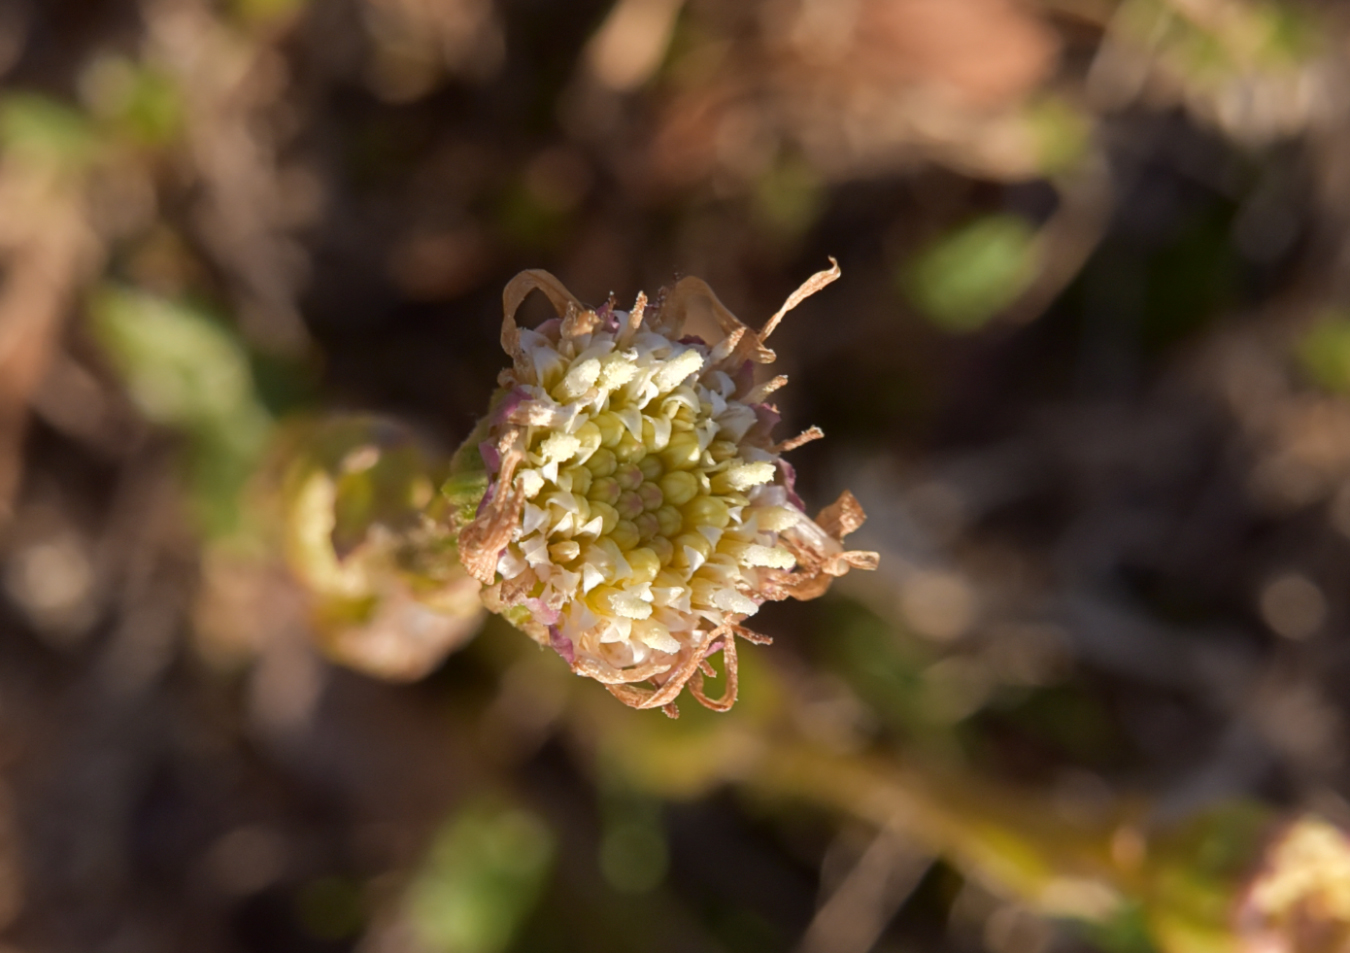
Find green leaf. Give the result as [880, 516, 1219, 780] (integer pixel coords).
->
[232, 0, 311, 27]
[91, 286, 272, 538]
[1297, 313, 1350, 393]
[904, 214, 1039, 333]
[753, 155, 824, 239]
[405, 802, 555, 953]
[0, 94, 98, 172]
[598, 797, 668, 894]
[1027, 96, 1091, 177]
[80, 57, 183, 147]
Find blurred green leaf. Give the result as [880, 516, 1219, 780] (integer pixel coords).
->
[981, 683, 1119, 765]
[1297, 313, 1350, 393]
[753, 155, 824, 239]
[91, 286, 273, 537]
[92, 288, 263, 429]
[1251, 3, 1321, 66]
[1118, 0, 1318, 89]
[820, 598, 937, 737]
[80, 56, 183, 147]
[1143, 803, 1273, 953]
[295, 876, 365, 941]
[1084, 902, 1161, 953]
[232, 0, 310, 27]
[1027, 96, 1091, 177]
[494, 170, 574, 252]
[598, 797, 667, 895]
[0, 94, 98, 172]
[904, 214, 1039, 333]
[405, 801, 555, 953]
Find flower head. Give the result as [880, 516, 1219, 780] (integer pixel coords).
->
[1238, 816, 1350, 953]
[457, 262, 877, 715]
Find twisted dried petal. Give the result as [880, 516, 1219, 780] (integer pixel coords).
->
[459, 427, 527, 584]
[663, 277, 778, 365]
[762, 257, 841, 340]
[774, 425, 825, 454]
[688, 636, 739, 713]
[817, 488, 868, 541]
[605, 628, 731, 711]
[574, 654, 675, 685]
[501, 270, 584, 368]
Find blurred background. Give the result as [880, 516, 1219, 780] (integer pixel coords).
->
[3, 0, 1350, 951]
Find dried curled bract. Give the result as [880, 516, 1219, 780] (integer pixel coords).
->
[458, 262, 878, 715]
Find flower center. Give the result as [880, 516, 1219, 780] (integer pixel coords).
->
[495, 319, 798, 668]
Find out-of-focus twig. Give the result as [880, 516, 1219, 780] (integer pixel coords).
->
[1004, 154, 1114, 325]
[797, 828, 931, 953]
[141, 0, 313, 354]
[0, 128, 102, 523]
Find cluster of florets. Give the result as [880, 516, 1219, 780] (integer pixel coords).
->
[1237, 816, 1350, 953]
[457, 264, 876, 715]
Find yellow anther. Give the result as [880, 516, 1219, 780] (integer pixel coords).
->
[594, 411, 625, 448]
[614, 463, 644, 491]
[617, 491, 645, 520]
[740, 543, 795, 569]
[682, 495, 730, 529]
[654, 505, 683, 538]
[554, 357, 601, 402]
[660, 431, 701, 470]
[689, 577, 717, 606]
[597, 357, 638, 391]
[641, 416, 671, 452]
[626, 547, 661, 584]
[673, 532, 713, 567]
[585, 585, 618, 615]
[637, 455, 663, 481]
[632, 619, 679, 653]
[754, 505, 800, 532]
[564, 465, 592, 497]
[589, 476, 620, 505]
[610, 519, 640, 551]
[517, 469, 545, 498]
[614, 431, 645, 463]
[659, 470, 700, 507]
[652, 348, 704, 391]
[637, 481, 664, 511]
[574, 421, 602, 457]
[649, 536, 675, 566]
[590, 500, 619, 534]
[634, 512, 660, 540]
[589, 585, 652, 620]
[585, 448, 617, 478]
